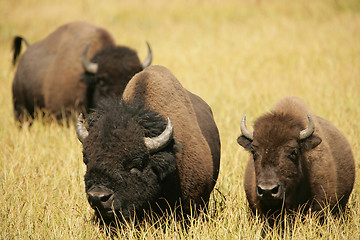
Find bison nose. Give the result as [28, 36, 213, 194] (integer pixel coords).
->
[257, 184, 281, 199]
[87, 187, 114, 210]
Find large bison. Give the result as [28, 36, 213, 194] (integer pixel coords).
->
[76, 65, 221, 223]
[237, 97, 355, 217]
[12, 21, 152, 122]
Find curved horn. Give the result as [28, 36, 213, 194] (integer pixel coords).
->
[144, 117, 173, 153]
[76, 113, 89, 143]
[82, 43, 98, 74]
[141, 41, 152, 68]
[299, 114, 315, 140]
[240, 116, 254, 141]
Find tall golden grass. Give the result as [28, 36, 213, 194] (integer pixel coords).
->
[1, 0, 359, 238]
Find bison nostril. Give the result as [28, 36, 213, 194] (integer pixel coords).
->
[257, 186, 264, 196]
[271, 185, 279, 195]
[87, 188, 114, 209]
[88, 192, 113, 202]
[99, 193, 112, 202]
[257, 184, 281, 198]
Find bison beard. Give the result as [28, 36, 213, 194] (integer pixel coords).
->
[80, 98, 181, 223]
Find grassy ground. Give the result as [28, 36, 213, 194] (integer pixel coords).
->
[1, 0, 360, 239]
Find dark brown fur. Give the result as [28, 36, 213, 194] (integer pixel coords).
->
[123, 66, 221, 209]
[237, 97, 355, 217]
[12, 21, 146, 122]
[82, 65, 220, 222]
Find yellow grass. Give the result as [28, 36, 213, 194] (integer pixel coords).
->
[1, 0, 360, 238]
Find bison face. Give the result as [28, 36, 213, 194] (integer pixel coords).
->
[248, 139, 303, 209]
[77, 101, 177, 222]
[81, 43, 152, 110]
[237, 114, 322, 211]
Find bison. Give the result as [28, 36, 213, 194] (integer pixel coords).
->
[12, 21, 152, 122]
[237, 97, 355, 217]
[76, 65, 221, 223]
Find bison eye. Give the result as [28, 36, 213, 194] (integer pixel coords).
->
[82, 152, 89, 165]
[251, 149, 258, 160]
[130, 168, 141, 175]
[288, 150, 298, 161]
[96, 76, 108, 85]
[97, 78, 106, 86]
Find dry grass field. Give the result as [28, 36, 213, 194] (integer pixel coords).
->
[1, 0, 360, 239]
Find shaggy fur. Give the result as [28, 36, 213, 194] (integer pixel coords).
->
[81, 45, 143, 110]
[83, 98, 180, 222]
[123, 65, 221, 213]
[81, 65, 220, 223]
[12, 21, 145, 122]
[237, 97, 355, 217]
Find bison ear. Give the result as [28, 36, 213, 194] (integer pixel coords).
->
[237, 135, 252, 151]
[301, 134, 322, 151]
[151, 152, 177, 181]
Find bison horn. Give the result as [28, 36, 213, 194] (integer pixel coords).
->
[141, 41, 152, 69]
[76, 113, 89, 143]
[299, 115, 315, 140]
[240, 116, 254, 141]
[82, 43, 99, 74]
[144, 117, 173, 153]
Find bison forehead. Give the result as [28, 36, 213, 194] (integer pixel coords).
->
[82, 99, 169, 167]
[93, 46, 141, 70]
[253, 113, 304, 147]
[83, 119, 148, 164]
[96, 114, 143, 141]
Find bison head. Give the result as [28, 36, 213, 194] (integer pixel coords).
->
[76, 99, 179, 223]
[237, 113, 322, 212]
[81, 43, 152, 110]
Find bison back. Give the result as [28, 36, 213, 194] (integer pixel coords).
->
[12, 21, 115, 120]
[122, 65, 220, 209]
[315, 116, 355, 208]
[187, 90, 221, 187]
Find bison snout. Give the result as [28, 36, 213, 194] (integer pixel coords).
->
[87, 186, 114, 212]
[257, 183, 282, 199]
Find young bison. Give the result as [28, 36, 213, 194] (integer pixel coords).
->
[237, 97, 355, 217]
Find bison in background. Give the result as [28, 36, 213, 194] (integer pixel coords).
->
[76, 65, 221, 223]
[12, 21, 152, 123]
[237, 97, 355, 218]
